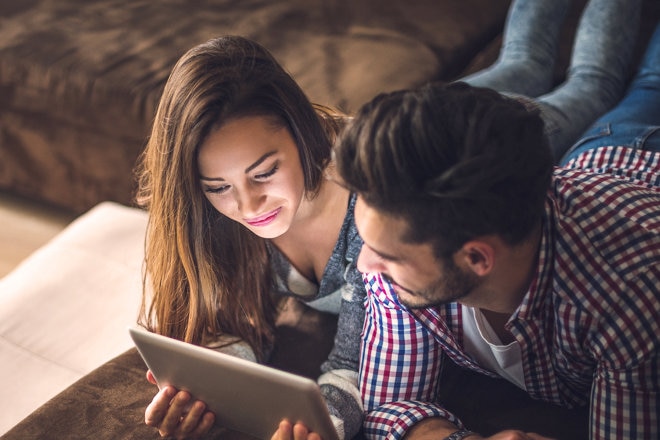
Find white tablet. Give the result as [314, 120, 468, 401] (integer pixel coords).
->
[129, 327, 339, 440]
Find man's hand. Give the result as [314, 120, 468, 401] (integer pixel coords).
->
[403, 418, 557, 440]
[271, 419, 322, 440]
[475, 432, 556, 440]
[144, 370, 215, 439]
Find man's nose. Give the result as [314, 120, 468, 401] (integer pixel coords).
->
[356, 245, 385, 274]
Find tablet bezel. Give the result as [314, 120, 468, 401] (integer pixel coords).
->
[129, 327, 339, 440]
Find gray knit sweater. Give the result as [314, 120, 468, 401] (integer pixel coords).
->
[268, 193, 365, 440]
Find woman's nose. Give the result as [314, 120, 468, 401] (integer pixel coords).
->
[236, 187, 265, 216]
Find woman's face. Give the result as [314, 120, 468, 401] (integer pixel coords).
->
[197, 115, 306, 239]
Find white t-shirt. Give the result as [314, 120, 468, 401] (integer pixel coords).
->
[461, 304, 526, 390]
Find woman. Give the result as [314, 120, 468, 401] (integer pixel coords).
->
[135, 36, 364, 440]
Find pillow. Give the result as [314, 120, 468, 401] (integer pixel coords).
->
[0, 201, 147, 434]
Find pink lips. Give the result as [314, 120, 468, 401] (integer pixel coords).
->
[245, 207, 282, 227]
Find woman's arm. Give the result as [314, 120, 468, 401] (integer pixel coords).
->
[318, 287, 367, 440]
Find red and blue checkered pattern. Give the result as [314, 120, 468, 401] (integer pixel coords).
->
[358, 146, 660, 440]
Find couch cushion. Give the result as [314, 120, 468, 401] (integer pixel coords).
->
[0, 201, 147, 434]
[0, 0, 511, 212]
[0, 0, 510, 130]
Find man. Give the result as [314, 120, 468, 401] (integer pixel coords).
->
[333, 81, 660, 440]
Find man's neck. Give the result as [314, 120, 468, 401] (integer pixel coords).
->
[465, 222, 543, 315]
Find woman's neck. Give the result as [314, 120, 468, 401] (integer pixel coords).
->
[270, 178, 350, 283]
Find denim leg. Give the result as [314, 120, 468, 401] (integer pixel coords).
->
[559, 24, 660, 164]
[536, 0, 642, 161]
[462, 0, 570, 97]
[594, 23, 660, 127]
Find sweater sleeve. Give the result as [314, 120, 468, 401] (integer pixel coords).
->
[319, 269, 367, 440]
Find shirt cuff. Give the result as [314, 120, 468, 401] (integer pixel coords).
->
[364, 400, 462, 440]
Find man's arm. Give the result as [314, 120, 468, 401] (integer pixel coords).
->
[589, 267, 660, 438]
[590, 356, 660, 437]
[359, 273, 570, 440]
[360, 273, 461, 440]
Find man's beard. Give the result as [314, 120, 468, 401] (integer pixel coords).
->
[384, 257, 480, 309]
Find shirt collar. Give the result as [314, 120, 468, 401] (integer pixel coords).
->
[512, 197, 555, 321]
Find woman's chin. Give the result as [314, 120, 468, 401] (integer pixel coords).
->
[245, 222, 289, 240]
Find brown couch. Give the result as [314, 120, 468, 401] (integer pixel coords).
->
[2, 0, 658, 215]
[0, 0, 509, 214]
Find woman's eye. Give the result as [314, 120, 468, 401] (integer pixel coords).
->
[204, 185, 229, 194]
[255, 164, 279, 180]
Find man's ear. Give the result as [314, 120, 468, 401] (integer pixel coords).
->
[460, 240, 495, 276]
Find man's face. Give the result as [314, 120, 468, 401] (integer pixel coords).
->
[354, 197, 480, 309]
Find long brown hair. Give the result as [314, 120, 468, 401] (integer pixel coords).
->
[135, 36, 344, 360]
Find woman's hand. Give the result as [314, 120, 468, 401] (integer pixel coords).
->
[144, 370, 215, 439]
[271, 419, 322, 440]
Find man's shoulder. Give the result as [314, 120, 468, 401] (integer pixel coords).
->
[544, 170, 660, 309]
[550, 146, 660, 222]
[558, 146, 660, 187]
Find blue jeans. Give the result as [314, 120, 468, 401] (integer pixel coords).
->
[462, 0, 642, 162]
[560, 24, 660, 165]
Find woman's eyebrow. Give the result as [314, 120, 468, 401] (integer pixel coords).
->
[199, 150, 277, 181]
[245, 151, 277, 174]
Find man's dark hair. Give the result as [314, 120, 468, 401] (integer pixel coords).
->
[335, 81, 554, 259]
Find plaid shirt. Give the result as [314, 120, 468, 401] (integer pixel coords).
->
[359, 146, 660, 440]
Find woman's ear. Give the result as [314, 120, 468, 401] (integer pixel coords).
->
[460, 240, 495, 277]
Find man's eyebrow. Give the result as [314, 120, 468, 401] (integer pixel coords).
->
[367, 243, 401, 262]
[199, 151, 277, 181]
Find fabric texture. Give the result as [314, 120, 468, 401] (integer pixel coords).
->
[463, 0, 643, 161]
[561, 23, 660, 163]
[359, 146, 660, 440]
[0, 202, 148, 434]
[1, 302, 341, 440]
[0, 0, 513, 213]
[269, 193, 366, 439]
